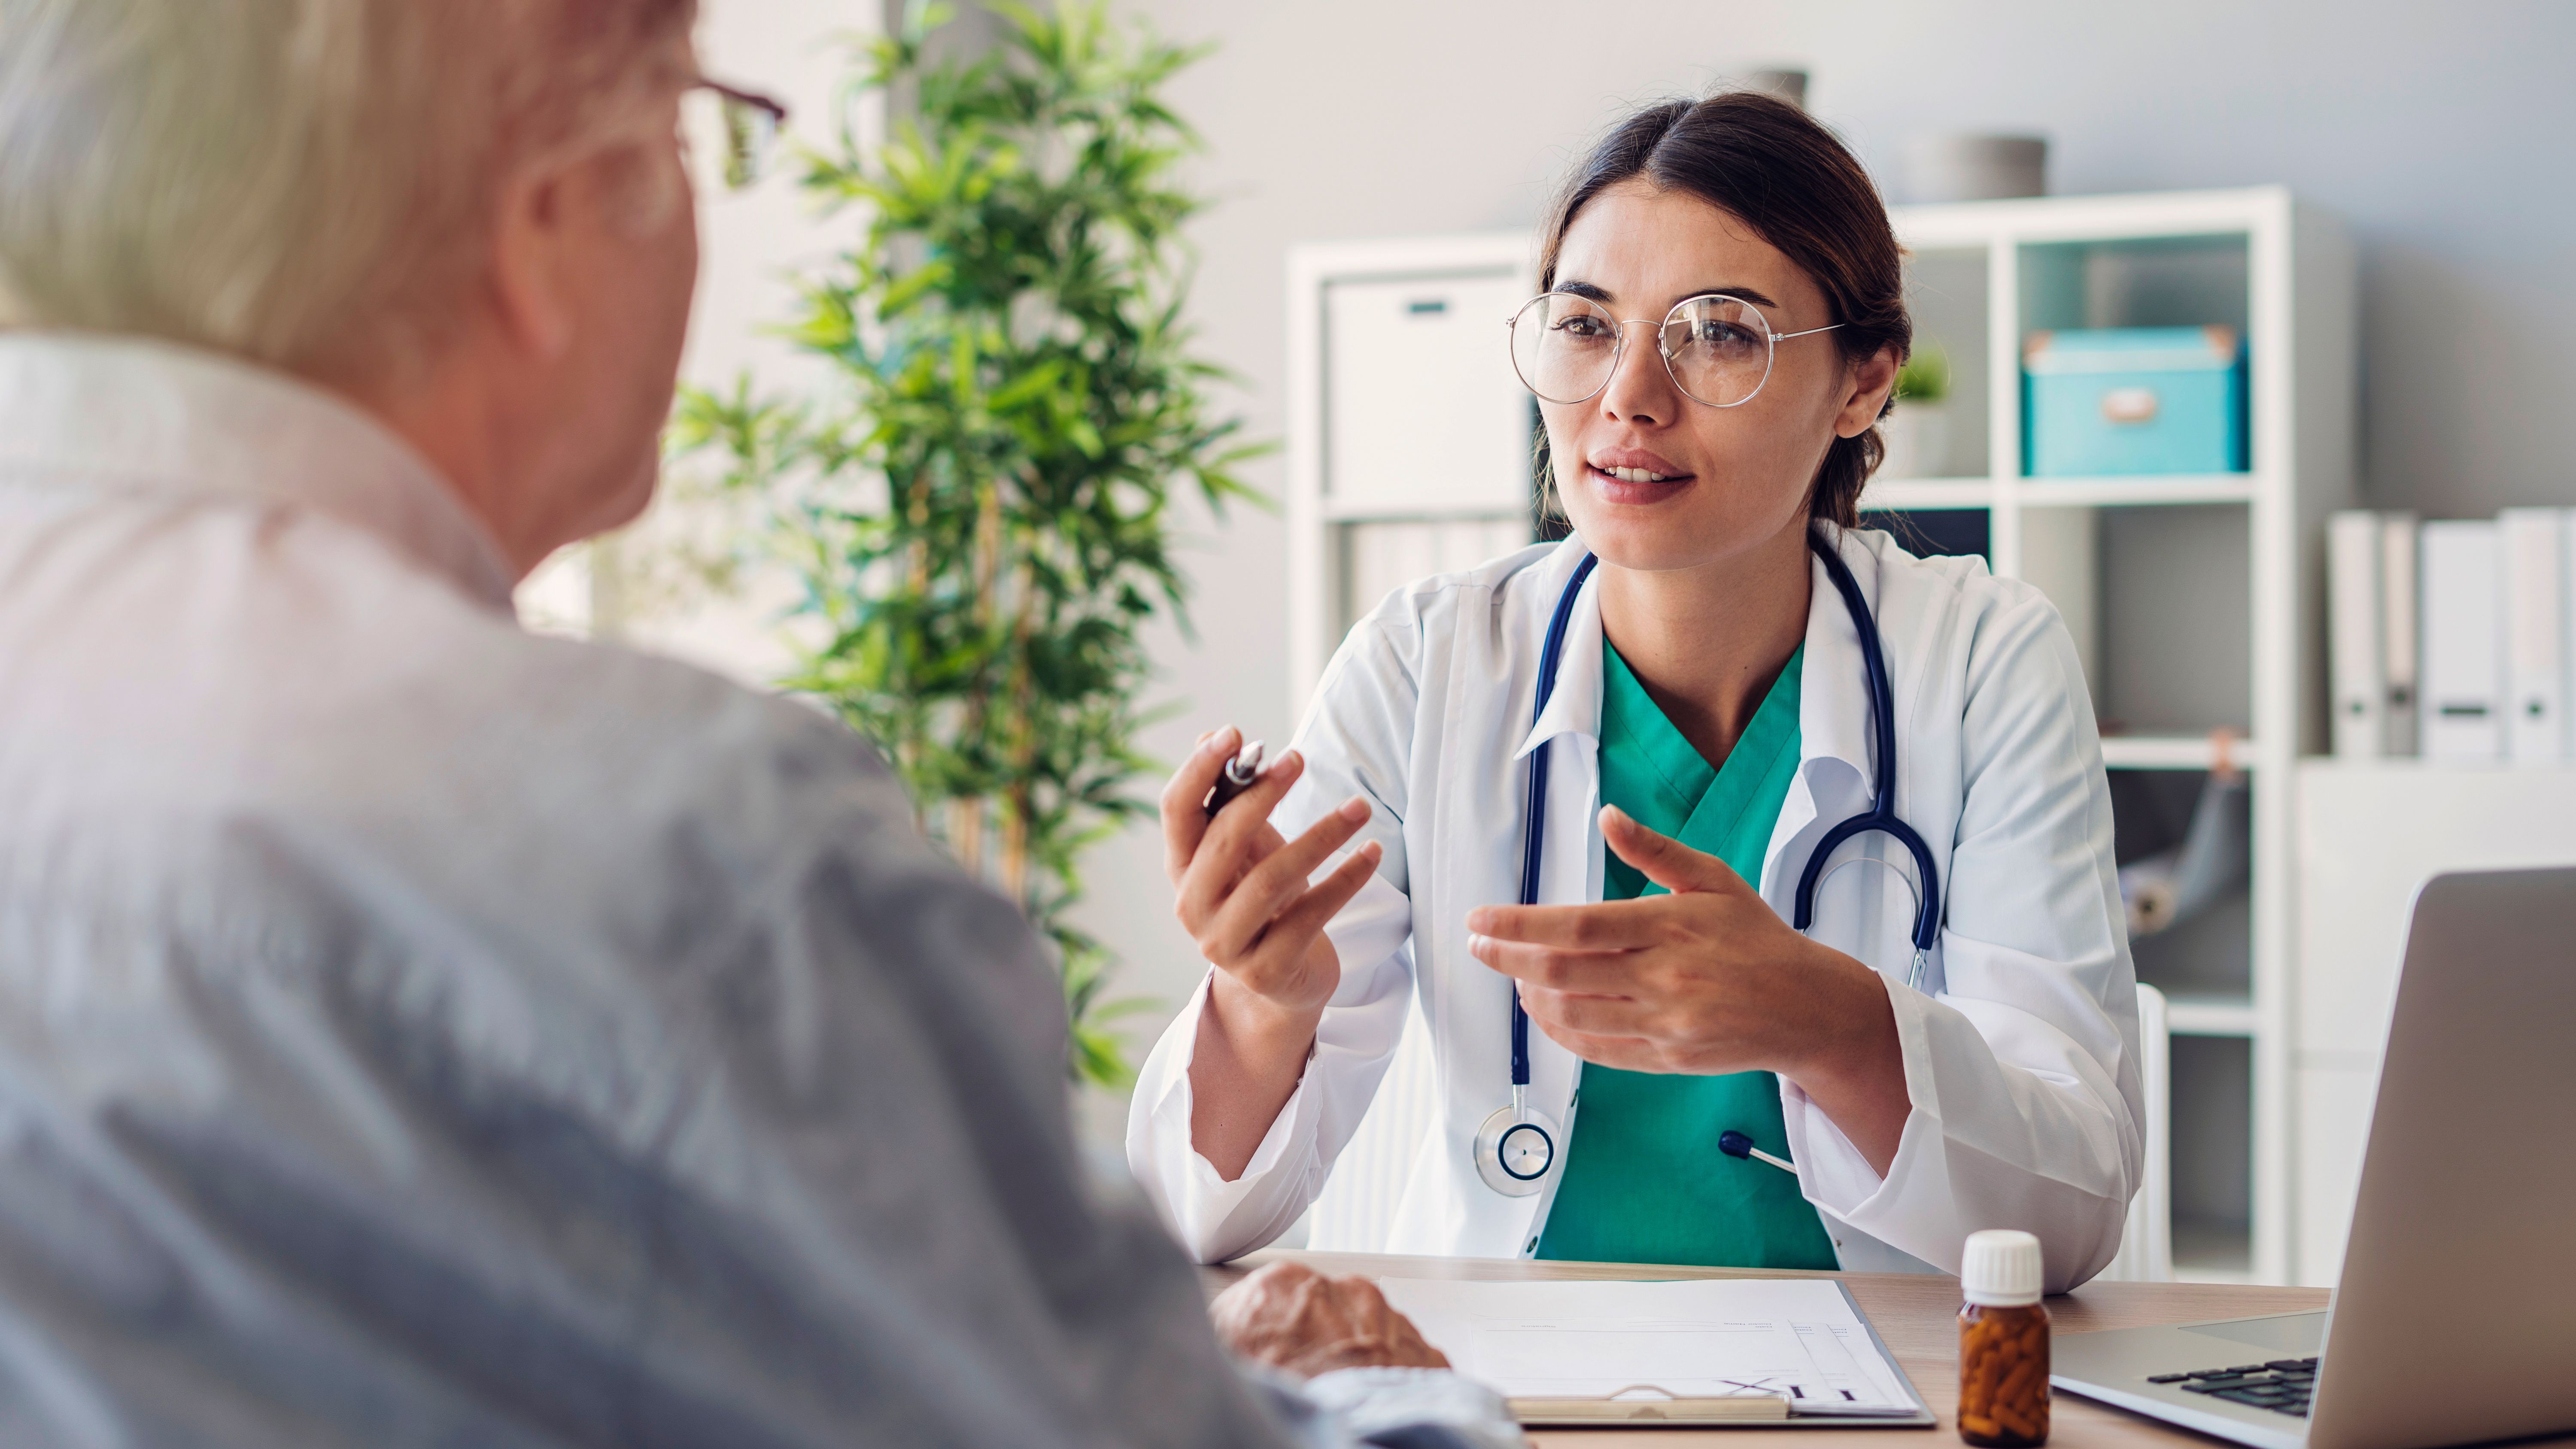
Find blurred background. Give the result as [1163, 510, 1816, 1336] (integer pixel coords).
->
[528, 0, 2576, 1289]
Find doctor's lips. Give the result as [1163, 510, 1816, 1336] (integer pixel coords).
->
[1583, 448, 1693, 487]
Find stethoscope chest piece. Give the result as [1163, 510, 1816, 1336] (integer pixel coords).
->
[1473, 1103, 1560, 1196]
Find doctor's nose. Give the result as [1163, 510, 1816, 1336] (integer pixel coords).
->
[1596, 320, 1676, 427]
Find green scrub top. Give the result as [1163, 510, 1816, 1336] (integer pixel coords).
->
[1533, 641, 1840, 1269]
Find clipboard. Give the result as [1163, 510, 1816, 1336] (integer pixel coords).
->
[1514, 1384, 1795, 1426]
[1392, 1278, 1940, 1431]
[1763, 1280, 1938, 1429]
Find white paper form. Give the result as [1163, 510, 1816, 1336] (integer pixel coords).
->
[1378, 1277, 1920, 1415]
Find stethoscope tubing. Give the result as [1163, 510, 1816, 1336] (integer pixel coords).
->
[1794, 534, 1942, 955]
[1507, 531, 1942, 1100]
[1514, 552, 1601, 1090]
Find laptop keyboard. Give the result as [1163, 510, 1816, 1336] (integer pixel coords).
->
[2145, 1358, 2319, 1418]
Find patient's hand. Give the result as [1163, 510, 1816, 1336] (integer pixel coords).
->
[1209, 1261, 1452, 1378]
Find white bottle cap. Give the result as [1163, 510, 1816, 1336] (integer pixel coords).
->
[1961, 1230, 2044, 1307]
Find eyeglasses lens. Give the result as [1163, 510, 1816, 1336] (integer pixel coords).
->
[1662, 295, 1772, 407]
[720, 97, 778, 189]
[1510, 294, 1620, 405]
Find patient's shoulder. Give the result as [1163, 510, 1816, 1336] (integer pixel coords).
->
[396, 621, 931, 924]
[21, 491, 928, 948]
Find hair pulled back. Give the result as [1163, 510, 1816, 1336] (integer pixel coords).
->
[1537, 91, 1910, 527]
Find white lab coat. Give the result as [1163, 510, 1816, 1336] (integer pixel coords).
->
[1128, 526, 2145, 1291]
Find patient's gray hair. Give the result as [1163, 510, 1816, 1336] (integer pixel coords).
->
[0, 0, 697, 383]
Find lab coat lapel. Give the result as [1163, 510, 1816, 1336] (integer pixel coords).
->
[1510, 562, 1604, 772]
[1510, 543, 1607, 918]
[1763, 527, 1879, 909]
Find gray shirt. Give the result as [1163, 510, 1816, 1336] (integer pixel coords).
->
[0, 334, 1518, 1449]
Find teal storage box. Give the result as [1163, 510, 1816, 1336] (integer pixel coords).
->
[2023, 325, 2247, 476]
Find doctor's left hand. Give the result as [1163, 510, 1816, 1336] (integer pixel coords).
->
[1465, 805, 1911, 1173]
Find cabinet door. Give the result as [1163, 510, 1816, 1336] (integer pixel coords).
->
[2293, 763, 2576, 1283]
[2295, 1064, 2374, 1286]
[1325, 272, 1532, 515]
[2297, 764, 2576, 1057]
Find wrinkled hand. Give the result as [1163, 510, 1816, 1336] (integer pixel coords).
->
[1209, 1262, 1452, 1379]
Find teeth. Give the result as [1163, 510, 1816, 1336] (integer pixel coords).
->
[1605, 466, 1674, 483]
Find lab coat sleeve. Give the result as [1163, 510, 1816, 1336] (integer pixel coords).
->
[1126, 607, 1427, 1264]
[1779, 584, 2145, 1293]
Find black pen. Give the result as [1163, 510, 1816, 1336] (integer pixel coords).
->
[1202, 740, 1266, 817]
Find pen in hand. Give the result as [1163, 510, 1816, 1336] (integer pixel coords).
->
[1203, 739, 1266, 817]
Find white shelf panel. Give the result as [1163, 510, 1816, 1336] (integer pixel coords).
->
[1863, 476, 2263, 511]
[2102, 735, 2259, 771]
[2164, 995, 2260, 1037]
[2018, 476, 2261, 508]
[2298, 755, 2576, 776]
[1321, 497, 1527, 523]
[1859, 478, 1995, 510]
[1893, 185, 2288, 251]
[2171, 1257, 2259, 1286]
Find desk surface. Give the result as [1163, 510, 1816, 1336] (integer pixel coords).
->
[1201, 1250, 2334, 1448]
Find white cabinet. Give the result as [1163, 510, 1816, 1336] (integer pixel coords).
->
[1287, 234, 1539, 694]
[2291, 761, 2576, 1283]
[1324, 273, 1531, 518]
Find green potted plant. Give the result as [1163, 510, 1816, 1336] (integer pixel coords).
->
[1884, 343, 1952, 481]
[673, 0, 1264, 1087]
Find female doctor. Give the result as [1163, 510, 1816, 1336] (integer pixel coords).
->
[1127, 92, 2143, 1290]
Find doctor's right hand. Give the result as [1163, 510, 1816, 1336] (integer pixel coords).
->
[1163, 726, 1381, 1180]
[1160, 725, 1381, 1019]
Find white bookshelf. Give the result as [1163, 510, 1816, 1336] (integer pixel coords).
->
[1285, 187, 2357, 1283]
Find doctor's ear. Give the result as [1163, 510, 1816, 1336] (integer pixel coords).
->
[1834, 343, 1902, 440]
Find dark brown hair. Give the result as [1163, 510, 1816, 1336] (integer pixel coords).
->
[1536, 91, 1910, 528]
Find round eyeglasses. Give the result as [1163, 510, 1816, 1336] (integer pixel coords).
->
[1507, 291, 1842, 409]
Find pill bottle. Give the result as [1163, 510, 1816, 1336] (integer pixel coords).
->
[1957, 1229, 2048, 1446]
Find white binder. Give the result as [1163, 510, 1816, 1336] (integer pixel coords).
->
[2500, 508, 2570, 764]
[2329, 511, 2385, 759]
[2381, 513, 2420, 757]
[2420, 520, 2503, 763]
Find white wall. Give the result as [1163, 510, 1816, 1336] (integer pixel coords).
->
[1062, 0, 2576, 1122]
[520, 0, 864, 675]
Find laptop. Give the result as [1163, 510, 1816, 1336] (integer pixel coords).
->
[2053, 867, 2576, 1449]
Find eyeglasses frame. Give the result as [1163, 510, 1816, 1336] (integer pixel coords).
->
[1505, 289, 1844, 409]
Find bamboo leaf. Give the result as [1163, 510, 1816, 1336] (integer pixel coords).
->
[690, 0, 1262, 1086]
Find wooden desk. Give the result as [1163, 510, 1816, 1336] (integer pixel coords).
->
[1201, 1251, 2329, 1447]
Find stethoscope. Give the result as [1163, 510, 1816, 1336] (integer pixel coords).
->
[1473, 530, 1944, 1198]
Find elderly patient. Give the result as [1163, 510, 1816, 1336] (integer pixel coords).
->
[0, 3, 1518, 1446]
